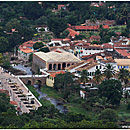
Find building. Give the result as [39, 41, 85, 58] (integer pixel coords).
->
[46, 71, 65, 87]
[114, 59, 130, 71]
[31, 25, 49, 32]
[32, 50, 81, 73]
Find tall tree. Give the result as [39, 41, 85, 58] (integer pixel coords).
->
[94, 69, 103, 85]
[98, 79, 122, 106]
[103, 64, 115, 80]
[47, 16, 68, 37]
[79, 70, 89, 85]
[117, 68, 130, 89]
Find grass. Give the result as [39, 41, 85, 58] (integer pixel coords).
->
[26, 85, 40, 99]
[40, 85, 67, 102]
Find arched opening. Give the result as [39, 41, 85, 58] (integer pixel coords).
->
[67, 63, 70, 67]
[49, 64, 52, 70]
[27, 80, 31, 85]
[62, 62, 66, 70]
[34, 80, 42, 88]
[58, 64, 61, 70]
[53, 64, 57, 70]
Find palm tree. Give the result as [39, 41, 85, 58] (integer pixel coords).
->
[79, 70, 89, 85]
[117, 68, 130, 89]
[103, 64, 115, 80]
[94, 69, 103, 85]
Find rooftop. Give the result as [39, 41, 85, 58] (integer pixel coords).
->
[50, 71, 65, 77]
[34, 51, 81, 63]
[114, 59, 130, 66]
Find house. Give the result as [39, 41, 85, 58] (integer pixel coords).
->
[10, 101, 18, 106]
[70, 25, 109, 33]
[102, 43, 113, 51]
[66, 59, 105, 79]
[80, 90, 88, 99]
[66, 28, 79, 38]
[46, 71, 65, 87]
[31, 25, 49, 32]
[18, 40, 40, 61]
[114, 59, 130, 71]
[58, 5, 66, 10]
[114, 49, 130, 58]
[32, 50, 81, 73]
[89, 35, 101, 42]
[18, 46, 33, 61]
[86, 19, 116, 27]
[48, 39, 70, 47]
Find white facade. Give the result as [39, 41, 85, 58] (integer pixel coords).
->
[48, 40, 70, 47]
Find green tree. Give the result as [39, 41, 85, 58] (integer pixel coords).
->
[35, 15, 48, 25]
[47, 16, 68, 37]
[94, 69, 103, 84]
[117, 68, 130, 89]
[0, 37, 8, 53]
[39, 47, 50, 53]
[60, 30, 69, 39]
[99, 108, 118, 123]
[103, 64, 115, 80]
[33, 42, 44, 50]
[79, 70, 89, 85]
[98, 79, 122, 106]
[29, 53, 33, 62]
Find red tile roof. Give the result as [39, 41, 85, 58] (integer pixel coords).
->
[115, 49, 130, 57]
[71, 25, 109, 30]
[0, 89, 9, 96]
[58, 5, 65, 10]
[102, 43, 113, 49]
[10, 101, 18, 106]
[51, 39, 63, 41]
[20, 47, 33, 54]
[66, 28, 79, 38]
[50, 71, 65, 77]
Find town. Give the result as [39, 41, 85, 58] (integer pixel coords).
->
[0, 1, 130, 128]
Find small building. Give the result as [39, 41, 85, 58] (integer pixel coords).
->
[114, 59, 130, 71]
[46, 71, 65, 87]
[32, 25, 49, 32]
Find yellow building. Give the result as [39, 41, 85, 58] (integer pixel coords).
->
[46, 71, 65, 87]
[114, 59, 130, 71]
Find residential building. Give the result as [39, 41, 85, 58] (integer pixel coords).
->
[114, 59, 130, 71]
[31, 25, 49, 32]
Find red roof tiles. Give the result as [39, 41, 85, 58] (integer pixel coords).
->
[50, 71, 65, 77]
[10, 101, 18, 106]
[66, 28, 79, 38]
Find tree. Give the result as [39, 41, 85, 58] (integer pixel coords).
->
[0, 37, 8, 53]
[39, 47, 50, 53]
[117, 68, 130, 89]
[33, 42, 44, 50]
[47, 16, 68, 37]
[54, 72, 74, 98]
[29, 53, 33, 62]
[35, 15, 48, 25]
[103, 64, 115, 80]
[99, 108, 118, 123]
[98, 79, 123, 106]
[60, 30, 69, 39]
[94, 69, 103, 84]
[79, 70, 89, 85]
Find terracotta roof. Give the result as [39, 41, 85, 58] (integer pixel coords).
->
[50, 71, 65, 77]
[66, 28, 79, 38]
[51, 39, 63, 41]
[58, 5, 65, 10]
[0, 89, 9, 96]
[10, 101, 18, 106]
[76, 61, 98, 71]
[115, 49, 130, 57]
[20, 47, 33, 54]
[102, 43, 113, 49]
[71, 25, 109, 30]
[96, 56, 104, 60]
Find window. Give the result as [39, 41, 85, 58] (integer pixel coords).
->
[100, 66, 101, 69]
[121, 66, 122, 69]
[118, 66, 120, 69]
[96, 66, 98, 69]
